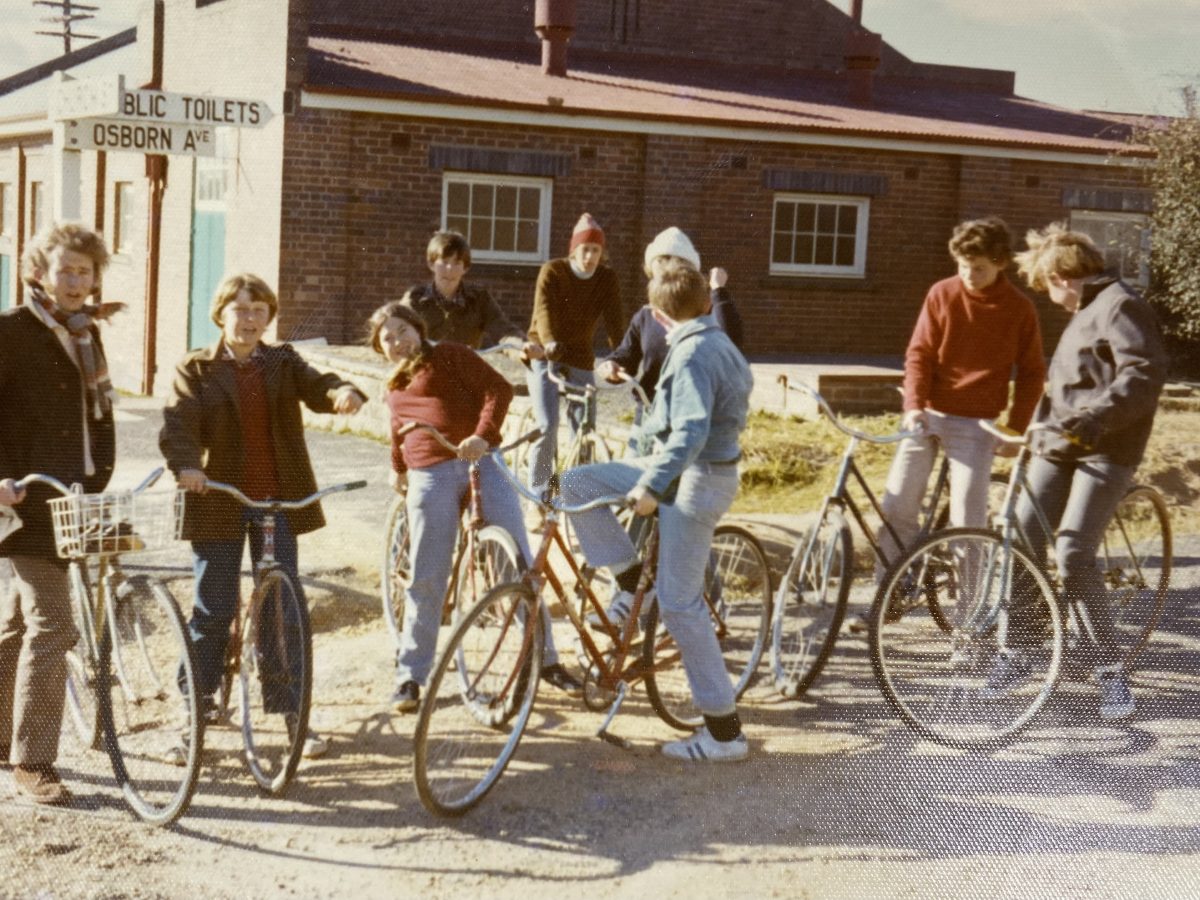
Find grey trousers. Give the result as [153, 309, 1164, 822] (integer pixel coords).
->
[0, 556, 78, 766]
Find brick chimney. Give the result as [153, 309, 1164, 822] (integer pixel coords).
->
[845, 28, 882, 106]
[535, 0, 576, 77]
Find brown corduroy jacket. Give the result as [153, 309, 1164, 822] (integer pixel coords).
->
[159, 341, 365, 541]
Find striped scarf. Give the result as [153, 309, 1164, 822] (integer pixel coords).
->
[28, 283, 124, 419]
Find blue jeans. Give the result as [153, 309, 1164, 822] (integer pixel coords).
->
[1013, 455, 1133, 667]
[526, 360, 594, 492]
[185, 508, 306, 712]
[560, 459, 740, 716]
[396, 455, 559, 687]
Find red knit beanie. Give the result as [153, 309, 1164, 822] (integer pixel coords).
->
[569, 212, 605, 252]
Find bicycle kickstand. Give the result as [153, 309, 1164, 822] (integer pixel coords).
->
[596, 681, 632, 750]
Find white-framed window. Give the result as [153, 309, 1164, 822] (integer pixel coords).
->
[29, 181, 45, 237]
[1068, 210, 1151, 290]
[770, 193, 869, 277]
[441, 173, 552, 264]
[113, 181, 136, 253]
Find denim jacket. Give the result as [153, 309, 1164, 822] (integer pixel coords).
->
[632, 315, 753, 498]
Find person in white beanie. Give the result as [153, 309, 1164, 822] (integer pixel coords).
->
[597, 226, 744, 411]
[523, 212, 624, 495]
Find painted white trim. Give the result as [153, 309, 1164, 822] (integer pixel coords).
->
[440, 172, 552, 264]
[302, 91, 1146, 168]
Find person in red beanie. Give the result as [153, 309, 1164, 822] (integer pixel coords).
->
[523, 212, 624, 494]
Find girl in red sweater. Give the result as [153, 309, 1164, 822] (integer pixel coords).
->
[368, 301, 582, 711]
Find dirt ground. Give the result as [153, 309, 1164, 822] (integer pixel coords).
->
[4, 400, 1200, 899]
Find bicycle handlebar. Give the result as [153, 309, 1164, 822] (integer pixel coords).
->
[16, 466, 167, 498]
[979, 419, 1054, 445]
[198, 478, 368, 510]
[544, 365, 597, 400]
[394, 421, 542, 459]
[596, 367, 651, 409]
[776, 374, 919, 445]
[488, 449, 632, 515]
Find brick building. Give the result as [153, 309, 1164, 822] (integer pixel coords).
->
[0, 0, 1153, 394]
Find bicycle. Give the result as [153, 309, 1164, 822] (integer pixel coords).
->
[770, 378, 963, 698]
[411, 448, 771, 816]
[20, 468, 201, 826]
[379, 423, 527, 649]
[869, 421, 1171, 748]
[200, 477, 366, 794]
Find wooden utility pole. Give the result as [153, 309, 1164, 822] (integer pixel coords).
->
[33, 0, 99, 55]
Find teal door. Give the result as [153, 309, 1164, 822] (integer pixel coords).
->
[0, 254, 10, 310]
[188, 208, 225, 349]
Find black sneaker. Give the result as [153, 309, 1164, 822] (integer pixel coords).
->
[391, 680, 420, 713]
[540, 663, 584, 698]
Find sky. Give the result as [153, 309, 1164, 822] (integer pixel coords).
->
[1, 0, 1198, 115]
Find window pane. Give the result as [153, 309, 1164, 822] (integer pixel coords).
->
[839, 205, 857, 233]
[518, 187, 540, 220]
[816, 204, 836, 233]
[517, 220, 539, 253]
[472, 218, 493, 251]
[493, 217, 516, 252]
[471, 183, 494, 217]
[796, 233, 815, 264]
[815, 235, 834, 264]
[446, 182, 470, 216]
[835, 236, 856, 267]
[495, 186, 517, 219]
[446, 215, 470, 236]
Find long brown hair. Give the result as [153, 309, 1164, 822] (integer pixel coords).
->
[366, 297, 432, 391]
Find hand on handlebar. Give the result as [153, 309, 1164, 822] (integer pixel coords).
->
[0, 478, 26, 506]
[627, 485, 658, 518]
[457, 435, 489, 462]
[523, 341, 546, 361]
[178, 468, 208, 493]
[597, 359, 627, 384]
[901, 409, 928, 434]
[389, 469, 407, 495]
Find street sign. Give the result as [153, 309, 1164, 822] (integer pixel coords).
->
[50, 74, 273, 128]
[61, 117, 217, 157]
[48, 72, 123, 120]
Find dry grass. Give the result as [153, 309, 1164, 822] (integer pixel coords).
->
[733, 403, 1200, 536]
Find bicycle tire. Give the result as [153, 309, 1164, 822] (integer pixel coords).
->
[97, 575, 202, 826]
[506, 405, 538, 476]
[64, 560, 101, 751]
[870, 527, 1063, 749]
[380, 494, 410, 647]
[643, 525, 774, 731]
[450, 526, 529, 726]
[413, 583, 543, 817]
[770, 507, 852, 698]
[239, 568, 312, 795]
[1101, 484, 1171, 671]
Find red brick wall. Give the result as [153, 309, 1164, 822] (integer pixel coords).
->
[279, 107, 1148, 357]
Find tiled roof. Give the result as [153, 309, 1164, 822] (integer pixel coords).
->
[305, 33, 1146, 157]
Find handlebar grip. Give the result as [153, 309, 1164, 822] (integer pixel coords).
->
[343, 480, 368, 492]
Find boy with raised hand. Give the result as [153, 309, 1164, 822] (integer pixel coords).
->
[561, 261, 754, 762]
[875, 217, 1046, 582]
[402, 231, 525, 350]
[0, 222, 119, 805]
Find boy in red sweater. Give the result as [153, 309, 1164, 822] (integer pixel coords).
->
[876, 217, 1046, 579]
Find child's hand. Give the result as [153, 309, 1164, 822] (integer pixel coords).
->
[457, 436, 489, 462]
[0, 478, 26, 506]
[901, 409, 928, 434]
[709, 267, 728, 290]
[524, 341, 546, 360]
[597, 360, 626, 384]
[389, 470, 407, 494]
[178, 469, 207, 493]
[334, 387, 364, 415]
[627, 486, 657, 517]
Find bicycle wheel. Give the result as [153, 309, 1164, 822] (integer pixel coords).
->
[450, 526, 528, 725]
[64, 560, 101, 751]
[380, 494, 410, 646]
[98, 575, 202, 826]
[239, 568, 312, 795]
[1101, 485, 1171, 670]
[414, 583, 543, 816]
[870, 528, 1063, 748]
[505, 405, 538, 475]
[770, 506, 852, 698]
[643, 525, 774, 731]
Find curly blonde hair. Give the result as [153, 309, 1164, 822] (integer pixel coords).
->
[21, 221, 110, 288]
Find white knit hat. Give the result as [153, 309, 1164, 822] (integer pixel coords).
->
[644, 227, 700, 273]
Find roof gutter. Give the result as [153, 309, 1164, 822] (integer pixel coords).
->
[300, 87, 1152, 167]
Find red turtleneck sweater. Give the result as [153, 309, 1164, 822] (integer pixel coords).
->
[903, 273, 1046, 432]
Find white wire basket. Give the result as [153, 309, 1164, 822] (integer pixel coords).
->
[47, 488, 185, 559]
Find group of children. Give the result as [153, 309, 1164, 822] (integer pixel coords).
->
[0, 208, 1165, 804]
